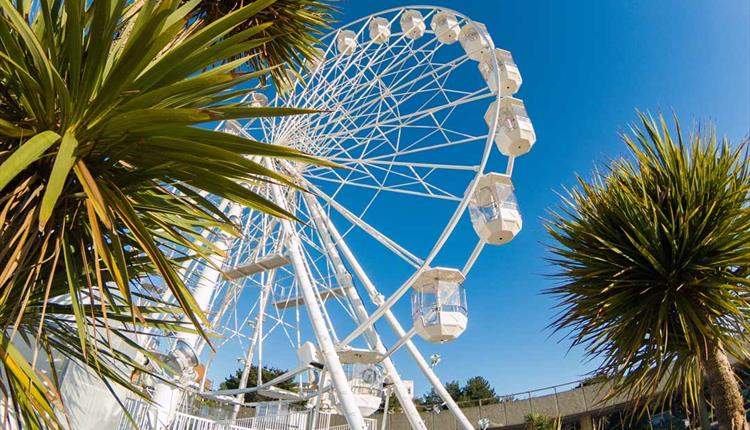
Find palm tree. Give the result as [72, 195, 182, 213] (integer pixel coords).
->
[546, 113, 750, 429]
[0, 0, 333, 427]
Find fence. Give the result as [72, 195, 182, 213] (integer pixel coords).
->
[377, 379, 628, 430]
[118, 397, 377, 430]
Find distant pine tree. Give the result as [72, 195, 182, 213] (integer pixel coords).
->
[463, 376, 498, 403]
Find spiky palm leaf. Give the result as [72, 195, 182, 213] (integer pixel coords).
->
[0, 0, 333, 427]
[546, 113, 750, 425]
[196, 0, 335, 86]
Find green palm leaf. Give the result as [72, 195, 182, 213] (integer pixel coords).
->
[0, 0, 335, 427]
[546, 113, 750, 427]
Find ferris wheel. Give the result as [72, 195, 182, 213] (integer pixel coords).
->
[159, 5, 536, 430]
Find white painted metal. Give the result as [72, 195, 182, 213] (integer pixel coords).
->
[304, 193, 428, 430]
[316, 205, 475, 430]
[229, 268, 275, 420]
[179, 202, 244, 349]
[269, 181, 367, 430]
[129, 6, 532, 430]
[379, 326, 418, 361]
[224, 254, 289, 280]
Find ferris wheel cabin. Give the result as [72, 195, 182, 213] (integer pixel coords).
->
[411, 267, 468, 343]
[459, 21, 492, 60]
[430, 11, 460, 44]
[336, 30, 358, 55]
[400, 10, 426, 39]
[479, 48, 523, 96]
[469, 173, 523, 245]
[249, 92, 269, 108]
[334, 363, 386, 417]
[368, 17, 391, 43]
[485, 97, 536, 157]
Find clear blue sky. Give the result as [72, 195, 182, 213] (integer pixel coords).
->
[332, 0, 750, 396]
[208, 0, 750, 399]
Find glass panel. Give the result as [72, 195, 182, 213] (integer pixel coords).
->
[345, 364, 384, 397]
[499, 106, 518, 132]
[412, 283, 467, 327]
[469, 182, 519, 224]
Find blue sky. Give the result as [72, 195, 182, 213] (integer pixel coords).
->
[208, 0, 749, 399]
[330, 0, 750, 396]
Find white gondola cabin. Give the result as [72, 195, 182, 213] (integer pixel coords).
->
[458, 21, 491, 61]
[484, 97, 535, 157]
[307, 47, 326, 73]
[479, 48, 522, 96]
[411, 267, 467, 343]
[162, 340, 199, 383]
[249, 92, 268, 108]
[334, 364, 384, 417]
[430, 11, 460, 44]
[368, 17, 391, 44]
[469, 173, 522, 244]
[400, 10, 426, 39]
[337, 30, 357, 55]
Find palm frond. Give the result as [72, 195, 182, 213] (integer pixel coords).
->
[545, 113, 750, 412]
[0, 0, 334, 426]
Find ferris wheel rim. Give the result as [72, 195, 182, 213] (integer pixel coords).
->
[308, 7, 502, 271]
[215, 1, 513, 377]
[228, 4, 511, 294]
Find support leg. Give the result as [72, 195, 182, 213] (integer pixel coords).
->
[305, 194, 428, 430]
[317, 200, 474, 430]
[270, 183, 367, 429]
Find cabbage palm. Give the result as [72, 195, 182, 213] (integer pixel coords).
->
[546, 114, 750, 429]
[0, 0, 332, 428]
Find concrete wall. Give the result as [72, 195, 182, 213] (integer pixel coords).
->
[372, 381, 632, 430]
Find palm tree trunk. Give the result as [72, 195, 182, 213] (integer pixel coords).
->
[705, 342, 748, 430]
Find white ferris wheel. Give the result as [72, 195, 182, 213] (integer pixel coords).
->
[149, 5, 536, 430]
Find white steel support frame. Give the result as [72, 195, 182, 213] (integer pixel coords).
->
[268, 179, 368, 430]
[315, 196, 475, 430]
[229, 267, 276, 420]
[304, 193, 428, 430]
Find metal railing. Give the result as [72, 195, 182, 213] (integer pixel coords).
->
[119, 397, 377, 430]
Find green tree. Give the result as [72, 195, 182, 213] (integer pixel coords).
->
[463, 376, 497, 402]
[220, 366, 296, 403]
[420, 388, 443, 407]
[546, 113, 750, 429]
[419, 377, 499, 408]
[0, 0, 332, 427]
[445, 380, 463, 401]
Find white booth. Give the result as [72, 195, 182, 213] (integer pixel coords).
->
[459, 21, 492, 61]
[479, 48, 522, 96]
[249, 92, 269, 108]
[484, 97, 536, 157]
[400, 10, 426, 39]
[368, 17, 391, 44]
[334, 363, 384, 417]
[430, 11, 460, 44]
[411, 267, 468, 343]
[336, 30, 357, 55]
[469, 173, 522, 244]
